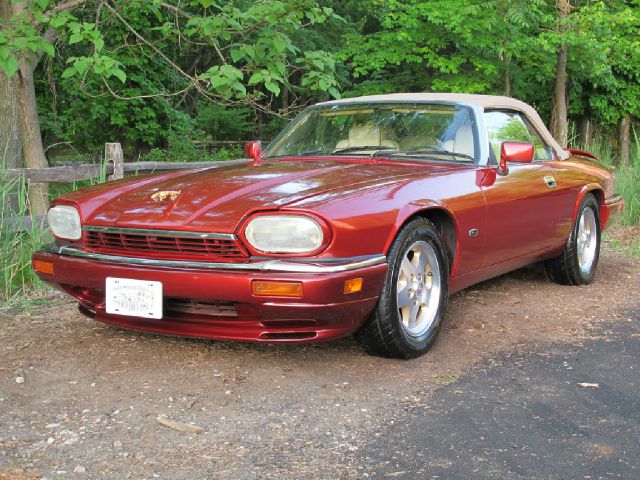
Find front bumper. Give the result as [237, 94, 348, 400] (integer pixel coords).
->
[32, 246, 388, 343]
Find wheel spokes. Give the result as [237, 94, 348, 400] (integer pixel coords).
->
[396, 240, 441, 337]
[408, 302, 420, 327]
[401, 257, 419, 280]
[397, 284, 412, 309]
[577, 207, 598, 273]
[416, 250, 429, 275]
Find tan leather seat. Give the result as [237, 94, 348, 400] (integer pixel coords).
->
[441, 122, 475, 158]
[399, 135, 438, 151]
[335, 124, 399, 150]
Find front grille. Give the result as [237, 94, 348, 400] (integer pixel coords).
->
[84, 228, 247, 261]
[164, 299, 238, 317]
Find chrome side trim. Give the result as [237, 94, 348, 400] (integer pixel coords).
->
[604, 194, 623, 205]
[44, 244, 387, 273]
[83, 225, 236, 240]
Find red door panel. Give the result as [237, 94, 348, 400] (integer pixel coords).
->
[481, 164, 567, 266]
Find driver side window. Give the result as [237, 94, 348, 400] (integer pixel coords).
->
[484, 110, 552, 162]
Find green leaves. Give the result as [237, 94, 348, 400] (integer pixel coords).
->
[298, 51, 340, 98]
[199, 65, 246, 96]
[61, 66, 76, 78]
[69, 33, 83, 44]
[0, 56, 19, 78]
[248, 72, 263, 85]
[112, 68, 127, 84]
[197, 0, 217, 8]
[61, 55, 127, 84]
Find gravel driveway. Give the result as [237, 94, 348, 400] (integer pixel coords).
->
[1, 246, 639, 479]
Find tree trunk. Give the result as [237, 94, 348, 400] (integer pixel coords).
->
[0, 71, 23, 216]
[12, 1, 50, 216]
[502, 52, 511, 97]
[578, 114, 593, 146]
[551, 0, 570, 147]
[281, 80, 289, 112]
[0, 1, 22, 171]
[620, 115, 631, 166]
[0, 74, 22, 170]
[0, 0, 24, 215]
[503, 67, 511, 97]
[551, 43, 568, 146]
[15, 57, 49, 216]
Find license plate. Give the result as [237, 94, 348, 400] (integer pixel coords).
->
[105, 277, 163, 319]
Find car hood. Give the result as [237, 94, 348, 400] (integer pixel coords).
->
[69, 159, 462, 232]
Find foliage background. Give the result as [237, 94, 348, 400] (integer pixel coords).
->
[1, 0, 637, 161]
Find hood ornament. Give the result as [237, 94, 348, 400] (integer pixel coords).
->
[151, 190, 181, 202]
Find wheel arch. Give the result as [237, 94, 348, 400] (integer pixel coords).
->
[573, 183, 605, 226]
[385, 205, 459, 274]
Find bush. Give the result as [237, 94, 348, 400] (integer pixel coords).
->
[196, 103, 255, 141]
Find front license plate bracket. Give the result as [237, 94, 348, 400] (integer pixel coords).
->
[105, 277, 163, 319]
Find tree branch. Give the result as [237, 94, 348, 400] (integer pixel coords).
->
[159, 2, 193, 20]
[103, 2, 196, 83]
[49, 0, 88, 13]
[100, 75, 194, 100]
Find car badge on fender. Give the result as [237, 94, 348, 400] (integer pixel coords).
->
[151, 190, 181, 202]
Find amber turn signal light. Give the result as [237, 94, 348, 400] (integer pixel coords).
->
[343, 278, 363, 294]
[33, 259, 55, 276]
[252, 280, 303, 297]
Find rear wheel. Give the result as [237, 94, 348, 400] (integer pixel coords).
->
[356, 218, 449, 359]
[545, 194, 601, 285]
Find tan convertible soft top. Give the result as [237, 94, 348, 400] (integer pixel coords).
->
[320, 93, 570, 160]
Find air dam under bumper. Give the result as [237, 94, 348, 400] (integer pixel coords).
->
[32, 248, 388, 343]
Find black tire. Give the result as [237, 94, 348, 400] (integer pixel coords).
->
[545, 193, 601, 285]
[355, 218, 449, 359]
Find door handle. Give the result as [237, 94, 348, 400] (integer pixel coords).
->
[544, 175, 557, 188]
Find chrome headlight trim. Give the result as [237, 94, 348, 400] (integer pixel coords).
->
[244, 214, 324, 254]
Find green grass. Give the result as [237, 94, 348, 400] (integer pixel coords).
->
[569, 126, 640, 227]
[0, 171, 50, 303]
[570, 127, 640, 257]
[611, 161, 640, 227]
[0, 154, 110, 305]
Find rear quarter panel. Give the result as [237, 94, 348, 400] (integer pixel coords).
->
[550, 156, 616, 233]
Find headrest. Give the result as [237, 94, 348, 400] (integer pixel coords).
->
[349, 124, 381, 146]
[454, 123, 475, 157]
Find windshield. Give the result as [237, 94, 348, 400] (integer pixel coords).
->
[264, 103, 478, 162]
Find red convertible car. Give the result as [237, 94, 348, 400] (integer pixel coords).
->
[33, 93, 624, 358]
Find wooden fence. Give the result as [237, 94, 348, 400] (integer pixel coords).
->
[3, 142, 249, 231]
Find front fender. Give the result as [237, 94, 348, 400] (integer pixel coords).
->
[383, 201, 461, 276]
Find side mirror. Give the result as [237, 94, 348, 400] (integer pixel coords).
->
[497, 142, 534, 176]
[245, 140, 263, 161]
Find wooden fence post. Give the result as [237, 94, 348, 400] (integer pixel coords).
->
[106, 143, 124, 181]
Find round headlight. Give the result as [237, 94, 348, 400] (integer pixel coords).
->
[244, 215, 324, 254]
[47, 205, 82, 240]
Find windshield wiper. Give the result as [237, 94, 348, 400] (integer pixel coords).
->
[331, 146, 398, 155]
[385, 148, 474, 161]
[298, 149, 329, 156]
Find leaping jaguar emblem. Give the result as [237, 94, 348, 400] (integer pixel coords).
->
[151, 190, 181, 202]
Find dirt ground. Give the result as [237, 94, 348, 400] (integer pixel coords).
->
[1, 240, 639, 479]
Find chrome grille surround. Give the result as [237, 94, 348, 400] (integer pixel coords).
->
[82, 226, 247, 261]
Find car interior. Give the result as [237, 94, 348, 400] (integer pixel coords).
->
[334, 120, 475, 159]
